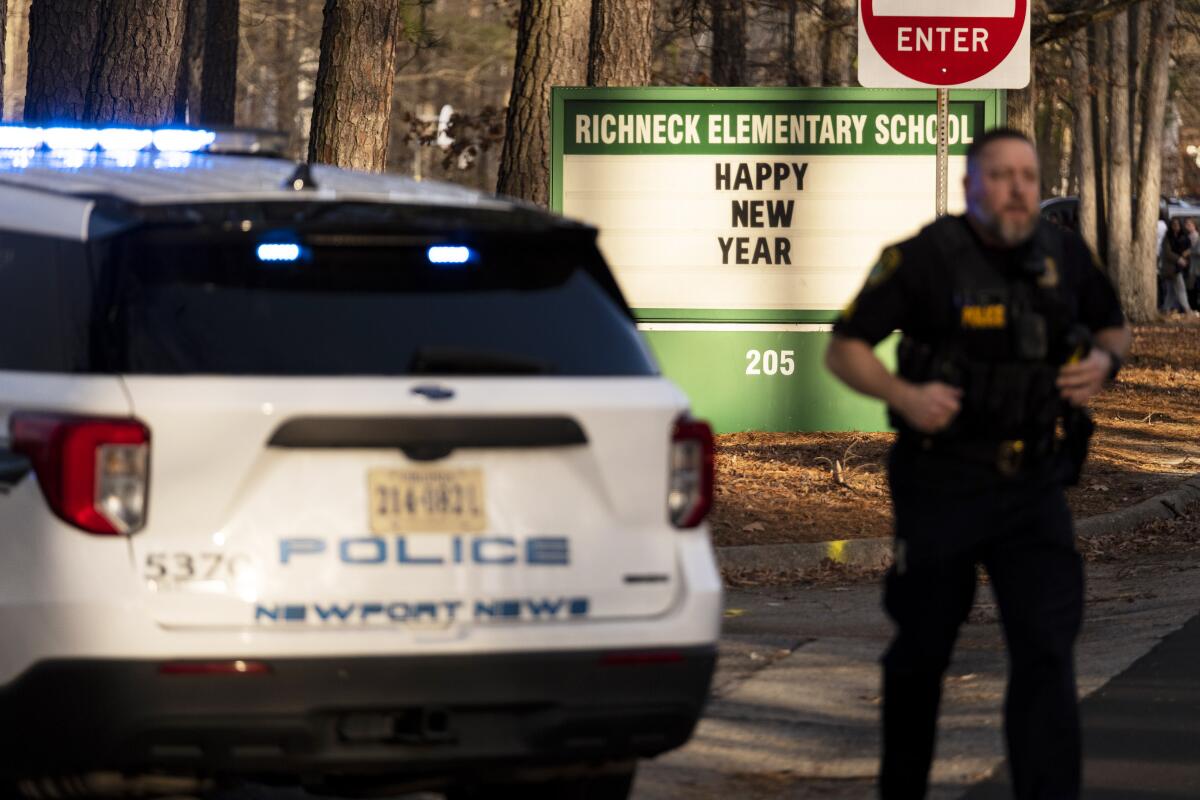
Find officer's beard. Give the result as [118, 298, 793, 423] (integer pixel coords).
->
[976, 205, 1038, 248]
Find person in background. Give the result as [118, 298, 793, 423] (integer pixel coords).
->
[1161, 218, 1194, 316]
[1186, 218, 1200, 312]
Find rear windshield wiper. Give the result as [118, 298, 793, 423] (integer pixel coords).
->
[409, 346, 554, 375]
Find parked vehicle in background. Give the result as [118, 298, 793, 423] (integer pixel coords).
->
[1040, 195, 1200, 231]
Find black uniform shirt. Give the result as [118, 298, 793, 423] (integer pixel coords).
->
[835, 216, 1124, 348]
[833, 215, 1125, 490]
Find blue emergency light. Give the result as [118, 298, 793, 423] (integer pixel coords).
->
[0, 124, 216, 153]
[427, 245, 475, 265]
[256, 243, 303, 263]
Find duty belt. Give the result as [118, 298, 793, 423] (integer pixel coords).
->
[910, 436, 1051, 478]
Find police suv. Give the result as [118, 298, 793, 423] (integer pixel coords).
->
[0, 126, 721, 798]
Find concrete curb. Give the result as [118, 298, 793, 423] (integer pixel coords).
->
[716, 476, 1200, 574]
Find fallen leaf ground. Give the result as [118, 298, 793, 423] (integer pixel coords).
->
[712, 321, 1200, 548]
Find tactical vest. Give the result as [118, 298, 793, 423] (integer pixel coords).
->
[892, 216, 1083, 449]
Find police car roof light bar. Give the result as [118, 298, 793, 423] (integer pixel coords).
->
[0, 124, 218, 154]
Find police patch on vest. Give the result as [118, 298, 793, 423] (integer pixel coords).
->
[1038, 256, 1059, 288]
[961, 304, 1006, 329]
[866, 246, 902, 288]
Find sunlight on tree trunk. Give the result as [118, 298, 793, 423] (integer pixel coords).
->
[496, 0, 589, 204]
[4, 0, 29, 120]
[588, 0, 653, 87]
[1071, 29, 1099, 255]
[1106, 12, 1133, 307]
[1130, 0, 1175, 323]
[308, 0, 403, 172]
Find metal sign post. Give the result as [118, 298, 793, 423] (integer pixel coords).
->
[858, 1, 1032, 217]
[936, 88, 949, 217]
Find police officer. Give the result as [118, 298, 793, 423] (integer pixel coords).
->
[825, 128, 1131, 800]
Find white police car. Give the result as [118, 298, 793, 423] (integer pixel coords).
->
[0, 126, 722, 798]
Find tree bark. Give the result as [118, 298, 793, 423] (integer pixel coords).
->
[1129, 0, 1174, 322]
[173, 0, 205, 123]
[709, 0, 745, 85]
[785, 0, 798, 86]
[1006, 85, 1037, 140]
[1090, 22, 1109, 259]
[588, 0, 653, 87]
[85, 0, 187, 125]
[1106, 12, 1133, 302]
[820, 0, 854, 86]
[199, 0, 238, 125]
[495, 0, 589, 204]
[1071, 30, 1099, 255]
[308, 0, 403, 172]
[4, 0, 29, 120]
[272, 0, 300, 158]
[24, 0, 102, 122]
[1128, 2, 1148, 185]
[0, 0, 8, 117]
[1034, 0, 1144, 46]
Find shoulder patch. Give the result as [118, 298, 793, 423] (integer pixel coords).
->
[866, 246, 902, 288]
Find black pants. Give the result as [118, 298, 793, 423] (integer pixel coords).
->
[879, 471, 1084, 800]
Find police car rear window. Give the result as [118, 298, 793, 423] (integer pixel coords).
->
[90, 226, 656, 377]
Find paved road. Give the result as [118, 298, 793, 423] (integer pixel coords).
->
[634, 547, 1200, 800]
[963, 611, 1200, 799]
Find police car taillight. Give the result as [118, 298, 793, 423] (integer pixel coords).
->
[9, 413, 150, 535]
[669, 417, 714, 529]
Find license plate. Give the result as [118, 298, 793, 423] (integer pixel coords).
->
[368, 468, 487, 534]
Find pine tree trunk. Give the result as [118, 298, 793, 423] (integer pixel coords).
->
[1106, 12, 1133, 303]
[1090, 22, 1109, 260]
[820, 0, 853, 86]
[1035, 73, 1056, 198]
[24, 0, 102, 122]
[588, 0, 652, 87]
[792, 3, 822, 86]
[1130, 0, 1174, 323]
[784, 0, 798, 86]
[495, 0, 589, 204]
[85, 0, 187, 125]
[1071, 30, 1098, 255]
[1128, 2, 1148, 187]
[1161, 99, 1182, 198]
[173, 0, 205, 123]
[0, 0, 8, 117]
[5, 0, 30, 120]
[199, 0, 238, 125]
[1006, 83, 1037, 140]
[710, 0, 745, 85]
[272, 0, 300, 158]
[308, 0, 403, 172]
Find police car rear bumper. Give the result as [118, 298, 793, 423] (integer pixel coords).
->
[0, 647, 716, 781]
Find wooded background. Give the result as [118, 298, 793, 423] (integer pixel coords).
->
[0, 0, 1197, 320]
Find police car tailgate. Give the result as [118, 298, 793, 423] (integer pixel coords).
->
[122, 376, 689, 630]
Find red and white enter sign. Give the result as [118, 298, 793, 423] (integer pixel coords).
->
[858, 0, 1030, 89]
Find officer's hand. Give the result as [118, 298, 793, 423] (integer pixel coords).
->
[1057, 349, 1111, 407]
[896, 381, 962, 434]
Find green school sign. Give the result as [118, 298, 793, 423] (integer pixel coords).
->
[550, 87, 1004, 433]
